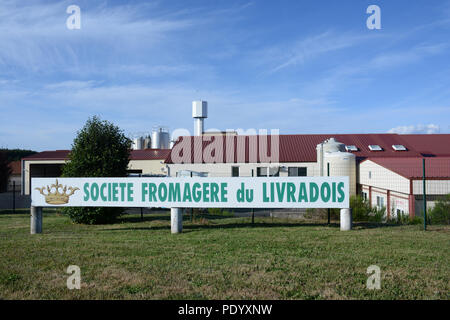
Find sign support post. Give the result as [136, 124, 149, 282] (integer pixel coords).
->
[340, 208, 352, 231]
[171, 208, 183, 234]
[30, 206, 42, 234]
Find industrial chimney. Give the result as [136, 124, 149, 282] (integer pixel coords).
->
[192, 100, 207, 136]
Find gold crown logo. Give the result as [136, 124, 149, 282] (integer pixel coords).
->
[35, 179, 79, 205]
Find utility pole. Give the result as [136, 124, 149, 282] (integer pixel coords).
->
[423, 158, 427, 231]
[13, 181, 16, 214]
[251, 169, 254, 224]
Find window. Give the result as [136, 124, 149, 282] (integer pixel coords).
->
[345, 145, 358, 152]
[376, 196, 384, 208]
[257, 167, 267, 177]
[231, 166, 239, 177]
[362, 192, 368, 201]
[392, 145, 407, 151]
[288, 167, 307, 176]
[368, 145, 383, 151]
[369, 171, 372, 179]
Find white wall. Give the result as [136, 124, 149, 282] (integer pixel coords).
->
[23, 160, 67, 195]
[359, 160, 410, 194]
[412, 179, 450, 195]
[128, 159, 167, 176]
[168, 162, 319, 177]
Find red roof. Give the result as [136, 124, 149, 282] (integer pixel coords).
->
[129, 149, 171, 160]
[23, 149, 170, 161]
[8, 161, 21, 175]
[367, 157, 450, 179]
[166, 134, 450, 164]
[22, 134, 450, 165]
[398, 134, 450, 157]
[23, 150, 70, 160]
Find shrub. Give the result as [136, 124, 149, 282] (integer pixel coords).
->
[62, 116, 132, 224]
[208, 208, 222, 216]
[350, 195, 372, 221]
[368, 206, 386, 223]
[207, 208, 233, 216]
[387, 210, 410, 225]
[429, 194, 450, 225]
[350, 195, 389, 223]
[408, 216, 423, 225]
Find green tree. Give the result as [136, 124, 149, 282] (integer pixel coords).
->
[62, 116, 132, 224]
[0, 150, 12, 192]
[0, 149, 37, 162]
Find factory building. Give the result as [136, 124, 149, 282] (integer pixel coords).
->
[165, 133, 450, 218]
[20, 100, 450, 218]
[359, 157, 450, 218]
[165, 101, 450, 218]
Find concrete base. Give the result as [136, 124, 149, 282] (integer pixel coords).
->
[171, 208, 183, 234]
[340, 208, 352, 231]
[30, 206, 42, 234]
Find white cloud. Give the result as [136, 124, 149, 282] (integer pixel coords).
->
[370, 43, 448, 69]
[0, 1, 196, 73]
[388, 124, 441, 134]
[253, 31, 381, 74]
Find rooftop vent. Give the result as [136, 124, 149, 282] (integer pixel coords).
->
[392, 144, 407, 151]
[345, 145, 358, 152]
[368, 145, 383, 151]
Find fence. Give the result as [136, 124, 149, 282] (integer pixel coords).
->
[0, 181, 31, 211]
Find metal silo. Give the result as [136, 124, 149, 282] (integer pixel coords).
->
[132, 137, 144, 150]
[144, 135, 151, 149]
[317, 137, 356, 195]
[151, 126, 170, 149]
[324, 152, 357, 196]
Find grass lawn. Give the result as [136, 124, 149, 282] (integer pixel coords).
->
[0, 209, 448, 300]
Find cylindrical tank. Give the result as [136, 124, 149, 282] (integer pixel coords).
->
[151, 127, 170, 149]
[132, 137, 144, 150]
[144, 136, 151, 149]
[322, 137, 346, 153]
[316, 137, 346, 176]
[192, 101, 207, 136]
[324, 151, 357, 195]
[160, 131, 170, 149]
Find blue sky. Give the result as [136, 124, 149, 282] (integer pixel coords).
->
[0, 0, 449, 151]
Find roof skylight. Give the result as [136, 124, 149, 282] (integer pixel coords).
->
[392, 145, 407, 151]
[345, 145, 358, 152]
[368, 145, 383, 151]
